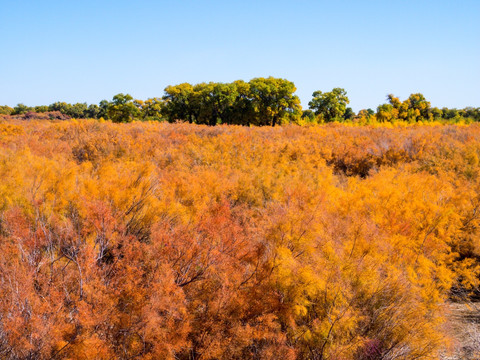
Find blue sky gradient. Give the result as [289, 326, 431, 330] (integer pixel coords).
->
[1, 0, 479, 111]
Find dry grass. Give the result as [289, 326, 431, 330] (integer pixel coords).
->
[441, 302, 480, 359]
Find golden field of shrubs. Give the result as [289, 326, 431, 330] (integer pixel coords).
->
[0, 119, 479, 359]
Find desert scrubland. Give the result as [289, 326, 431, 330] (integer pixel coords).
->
[0, 120, 480, 359]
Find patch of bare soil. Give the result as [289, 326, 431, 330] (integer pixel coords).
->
[440, 302, 480, 359]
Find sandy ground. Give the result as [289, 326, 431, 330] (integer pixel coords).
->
[440, 302, 480, 359]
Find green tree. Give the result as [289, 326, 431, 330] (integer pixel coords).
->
[405, 93, 431, 121]
[141, 98, 163, 120]
[107, 94, 140, 123]
[98, 100, 110, 119]
[195, 82, 238, 126]
[376, 103, 398, 122]
[86, 104, 101, 119]
[301, 109, 316, 122]
[49, 102, 72, 115]
[356, 108, 375, 120]
[248, 77, 301, 126]
[431, 107, 443, 120]
[162, 83, 198, 123]
[385, 93, 432, 122]
[224, 80, 254, 125]
[308, 88, 349, 122]
[68, 103, 88, 118]
[34, 105, 49, 113]
[463, 107, 480, 122]
[344, 107, 355, 120]
[0, 105, 14, 115]
[12, 103, 32, 115]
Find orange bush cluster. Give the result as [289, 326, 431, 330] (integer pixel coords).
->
[0, 119, 479, 359]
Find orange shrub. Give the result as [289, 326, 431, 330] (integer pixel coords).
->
[0, 120, 479, 359]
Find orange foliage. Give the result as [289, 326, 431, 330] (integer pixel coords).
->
[0, 119, 480, 359]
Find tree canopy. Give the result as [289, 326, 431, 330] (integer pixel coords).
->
[107, 93, 140, 123]
[161, 77, 301, 126]
[1, 79, 479, 124]
[308, 87, 350, 122]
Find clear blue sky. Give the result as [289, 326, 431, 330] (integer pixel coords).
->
[1, 0, 479, 111]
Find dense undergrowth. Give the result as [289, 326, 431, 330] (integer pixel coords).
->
[0, 119, 479, 359]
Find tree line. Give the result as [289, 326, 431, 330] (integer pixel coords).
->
[1, 77, 479, 124]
